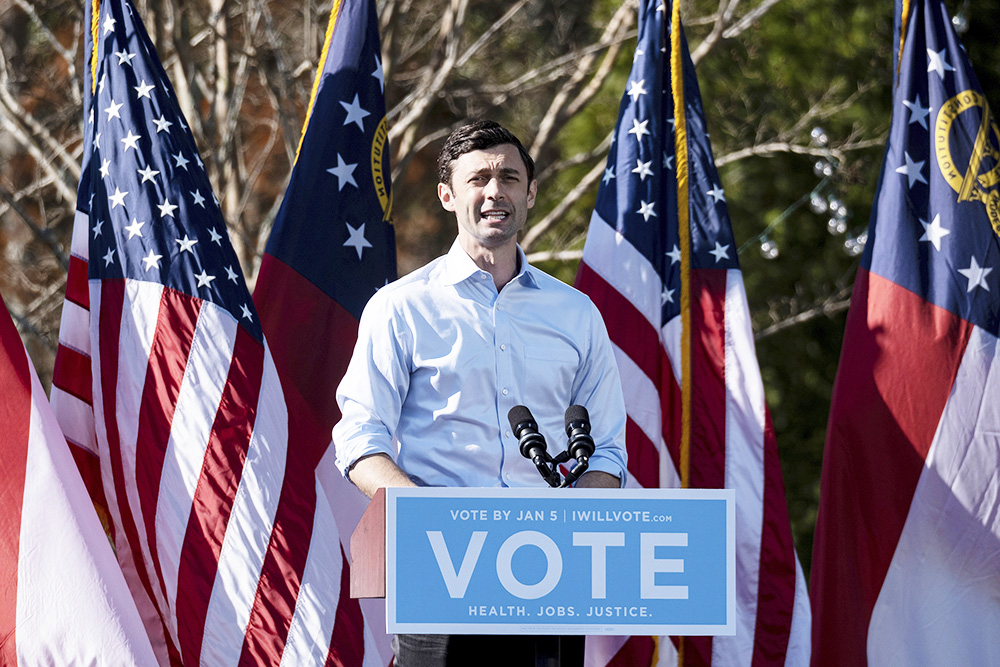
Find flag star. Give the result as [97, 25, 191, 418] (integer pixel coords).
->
[208, 227, 223, 245]
[628, 118, 651, 142]
[602, 167, 615, 185]
[141, 249, 162, 271]
[895, 151, 927, 188]
[173, 152, 189, 170]
[340, 94, 370, 130]
[137, 165, 160, 183]
[135, 80, 155, 99]
[195, 154, 204, 170]
[225, 265, 239, 283]
[343, 222, 372, 259]
[97, 72, 107, 94]
[709, 242, 731, 263]
[92, 219, 104, 238]
[102, 13, 115, 35]
[372, 54, 385, 92]
[195, 270, 216, 288]
[633, 48, 645, 63]
[100, 158, 111, 178]
[191, 190, 206, 207]
[93, 132, 101, 149]
[927, 47, 956, 80]
[108, 187, 128, 209]
[707, 184, 726, 203]
[632, 158, 654, 181]
[661, 287, 675, 304]
[667, 244, 682, 264]
[903, 95, 932, 129]
[240, 303, 253, 321]
[103, 247, 116, 266]
[327, 154, 359, 190]
[88, 108, 94, 125]
[176, 235, 198, 253]
[153, 116, 173, 133]
[627, 79, 647, 103]
[668, 118, 676, 132]
[158, 197, 179, 218]
[637, 200, 657, 221]
[663, 152, 674, 170]
[919, 214, 950, 251]
[115, 50, 136, 66]
[124, 217, 145, 239]
[104, 99, 123, 120]
[958, 256, 992, 292]
[120, 129, 141, 152]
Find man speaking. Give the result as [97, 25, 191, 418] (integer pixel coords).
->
[332, 120, 627, 665]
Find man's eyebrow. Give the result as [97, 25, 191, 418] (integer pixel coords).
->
[469, 166, 522, 178]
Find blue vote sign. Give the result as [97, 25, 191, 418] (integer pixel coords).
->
[385, 487, 735, 636]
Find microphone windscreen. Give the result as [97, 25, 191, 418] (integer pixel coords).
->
[564, 404, 590, 432]
[508, 405, 534, 431]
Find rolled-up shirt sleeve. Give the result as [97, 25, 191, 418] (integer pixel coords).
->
[332, 290, 412, 478]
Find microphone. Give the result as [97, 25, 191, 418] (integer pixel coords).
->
[509, 405, 559, 487]
[509, 405, 548, 462]
[564, 405, 596, 462]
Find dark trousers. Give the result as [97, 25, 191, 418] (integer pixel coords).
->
[391, 633, 585, 667]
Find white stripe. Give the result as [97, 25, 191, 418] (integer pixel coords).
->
[71, 209, 91, 261]
[581, 211, 662, 331]
[200, 342, 288, 664]
[784, 559, 812, 666]
[155, 302, 238, 619]
[56, 299, 91, 359]
[869, 325, 1000, 665]
[715, 271, 765, 664]
[16, 340, 157, 665]
[281, 473, 344, 667]
[49, 385, 97, 455]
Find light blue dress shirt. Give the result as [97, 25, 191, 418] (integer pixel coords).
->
[333, 241, 627, 488]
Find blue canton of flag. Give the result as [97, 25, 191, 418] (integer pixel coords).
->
[88, 0, 260, 340]
[589, 4, 737, 329]
[261, 0, 396, 319]
[866, 1, 1000, 331]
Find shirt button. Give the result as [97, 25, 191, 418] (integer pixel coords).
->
[505, 430, 511, 437]
[502, 388, 509, 395]
[500, 344, 506, 351]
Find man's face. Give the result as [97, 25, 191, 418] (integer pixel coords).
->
[438, 144, 537, 253]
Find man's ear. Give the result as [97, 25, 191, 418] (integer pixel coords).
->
[438, 182, 456, 212]
[527, 179, 538, 209]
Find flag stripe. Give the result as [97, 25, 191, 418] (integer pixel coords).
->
[51, 342, 92, 405]
[66, 255, 91, 309]
[173, 316, 256, 664]
[0, 300, 31, 663]
[137, 289, 203, 609]
[689, 269, 727, 491]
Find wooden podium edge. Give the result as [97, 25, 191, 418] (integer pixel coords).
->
[350, 486, 386, 599]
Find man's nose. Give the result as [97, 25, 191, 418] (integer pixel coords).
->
[484, 177, 503, 199]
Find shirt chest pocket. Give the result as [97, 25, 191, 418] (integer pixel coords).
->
[521, 345, 580, 401]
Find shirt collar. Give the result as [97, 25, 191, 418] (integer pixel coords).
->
[442, 239, 540, 289]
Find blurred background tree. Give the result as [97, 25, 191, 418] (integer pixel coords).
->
[1, 0, 998, 574]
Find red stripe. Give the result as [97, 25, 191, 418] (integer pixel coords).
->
[98, 279, 183, 665]
[68, 443, 114, 542]
[135, 289, 202, 607]
[65, 255, 90, 309]
[0, 295, 33, 661]
[175, 325, 262, 665]
[325, 546, 367, 667]
[242, 254, 367, 663]
[688, 269, 727, 490]
[810, 269, 971, 667]
[750, 410, 797, 666]
[605, 636, 655, 667]
[52, 343, 93, 404]
[575, 262, 679, 483]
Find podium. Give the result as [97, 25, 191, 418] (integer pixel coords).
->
[352, 487, 733, 644]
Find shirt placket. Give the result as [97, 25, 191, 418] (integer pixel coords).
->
[493, 285, 518, 486]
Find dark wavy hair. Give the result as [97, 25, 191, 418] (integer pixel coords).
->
[437, 120, 535, 189]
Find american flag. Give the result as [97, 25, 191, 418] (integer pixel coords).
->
[575, 1, 811, 664]
[49, 0, 368, 663]
[1, 291, 157, 665]
[252, 0, 397, 663]
[810, 1, 1000, 664]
